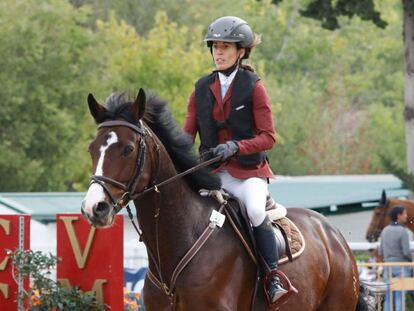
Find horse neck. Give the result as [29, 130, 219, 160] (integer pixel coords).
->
[403, 200, 414, 232]
[134, 147, 212, 275]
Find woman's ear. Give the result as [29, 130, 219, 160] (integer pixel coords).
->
[238, 48, 246, 59]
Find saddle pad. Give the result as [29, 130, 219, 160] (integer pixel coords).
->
[274, 217, 306, 265]
[266, 202, 287, 220]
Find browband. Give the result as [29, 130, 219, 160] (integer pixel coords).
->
[98, 120, 145, 135]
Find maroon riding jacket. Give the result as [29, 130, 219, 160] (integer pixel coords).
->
[184, 75, 276, 179]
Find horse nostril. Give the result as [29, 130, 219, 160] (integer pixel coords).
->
[94, 201, 109, 216]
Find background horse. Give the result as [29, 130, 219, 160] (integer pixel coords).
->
[81, 89, 366, 310]
[366, 191, 414, 242]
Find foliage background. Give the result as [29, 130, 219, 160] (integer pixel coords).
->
[0, 0, 407, 191]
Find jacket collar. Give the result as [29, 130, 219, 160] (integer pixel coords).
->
[208, 73, 235, 105]
[208, 75, 222, 105]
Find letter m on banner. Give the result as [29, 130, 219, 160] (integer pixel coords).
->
[56, 214, 123, 310]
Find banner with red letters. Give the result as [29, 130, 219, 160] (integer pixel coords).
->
[0, 215, 30, 311]
[56, 214, 123, 310]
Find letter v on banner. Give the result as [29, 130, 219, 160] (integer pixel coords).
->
[59, 216, 96, 269]
[56, 214, 123, 310]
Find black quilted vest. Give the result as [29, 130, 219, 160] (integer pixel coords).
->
[194, 68, 267, 166]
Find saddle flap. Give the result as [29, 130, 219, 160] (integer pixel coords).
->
[273, 217, 306, 265]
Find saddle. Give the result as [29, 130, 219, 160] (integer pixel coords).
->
[201, 189, 305, 266]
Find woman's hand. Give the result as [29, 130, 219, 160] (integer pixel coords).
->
[211, 141, 238, 160]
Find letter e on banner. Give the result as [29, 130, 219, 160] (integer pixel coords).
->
[0, 215, 30, 310]
[56, 214, 123, 310]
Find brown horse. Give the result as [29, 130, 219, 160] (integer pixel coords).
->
[81, 89, 366, 310]
[366, 191, 414, 242]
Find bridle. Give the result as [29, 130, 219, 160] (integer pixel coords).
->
[89, 120, 159, 214]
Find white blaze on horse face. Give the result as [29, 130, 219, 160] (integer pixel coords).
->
[83, 131, 118, 215]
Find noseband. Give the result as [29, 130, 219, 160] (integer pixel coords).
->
[90, 120, 155, 214]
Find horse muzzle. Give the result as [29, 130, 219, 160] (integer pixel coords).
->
[366, 231, 380, 242]
[81, 200, 115, 228]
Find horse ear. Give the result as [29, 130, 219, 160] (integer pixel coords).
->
[380, 190, 387, 206]
[132, 88, 146, 120]
[88, 93, 107, 124]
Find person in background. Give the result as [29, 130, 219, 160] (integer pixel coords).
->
[183, 16, 293, 304]
[379, 206, 413, 311]
[359, 248, 381, 282]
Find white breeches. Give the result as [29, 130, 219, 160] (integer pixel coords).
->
[218, 170, 268, 227]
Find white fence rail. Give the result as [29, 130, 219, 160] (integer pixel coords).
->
[30, 241, 414, 269]
[349, 242, 414, 251]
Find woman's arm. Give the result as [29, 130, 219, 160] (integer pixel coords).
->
[183, 90, 197, 141]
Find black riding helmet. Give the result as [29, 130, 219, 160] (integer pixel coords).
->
[204, 16, 254, 48]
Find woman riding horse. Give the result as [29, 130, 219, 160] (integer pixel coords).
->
[183, 16, 289, 303]
[81, 89, 367, 310]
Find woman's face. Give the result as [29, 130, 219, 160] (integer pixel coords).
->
[212, 41, 245, 71]
[398, 209, 408, 224]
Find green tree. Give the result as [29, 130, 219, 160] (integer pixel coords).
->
[244, 0, 405, 174]
[0, 0, 97, 191]
[264, 0, 414, 174]
[68, 0, 249, 35]
[1, 0, 408, 191]
[83, 0, 407, 176]
[89, 11, 211, 122]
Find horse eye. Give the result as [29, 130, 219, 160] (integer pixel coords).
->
[123, 145, 134, 157]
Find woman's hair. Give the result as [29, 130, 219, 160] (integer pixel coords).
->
[237, 33, 261, 72]
[239, 33, 261, 59]
[389, 206, 406, 222]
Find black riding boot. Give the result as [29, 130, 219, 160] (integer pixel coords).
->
[253, 216, 288, 303]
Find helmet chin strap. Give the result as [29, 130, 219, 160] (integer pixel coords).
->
[214, 57, 241, 76]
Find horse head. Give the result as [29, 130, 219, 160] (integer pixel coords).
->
[81, 88, 153, 227]
[365, 190, 390, 242]
[81, 87, 221, 228]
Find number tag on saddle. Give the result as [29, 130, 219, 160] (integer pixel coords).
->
[209, 210, 226, 228]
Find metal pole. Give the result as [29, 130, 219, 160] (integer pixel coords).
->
[17, 216, 24, 311]
[389, 267, 393, 311]
[402, 266, 405, 311]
